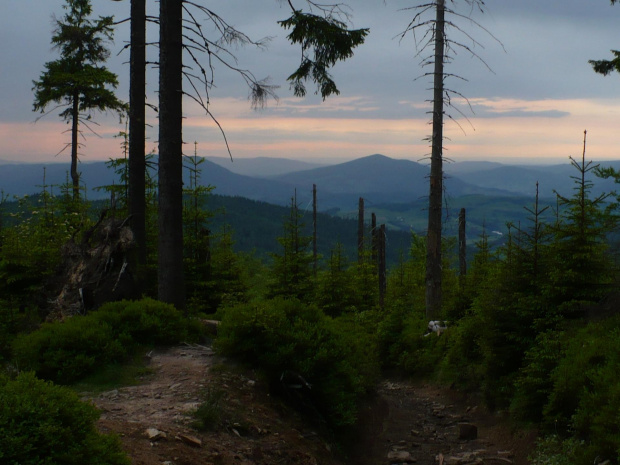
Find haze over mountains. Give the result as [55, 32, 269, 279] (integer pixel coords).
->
[4, 153, 620, 241]
[2, 153, 618, 208]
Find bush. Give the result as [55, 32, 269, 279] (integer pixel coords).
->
[95, 298, 191, 345]
[440, 314, 485, 389]
[529, 435, 586, 465]
[12, 318, 127, 384]
[378, 298, 452, 378]
[12, 298, 195, 384]
[0, 372, 130, 465]
[192, 387, 225, 431]
[215, 298, 379, 428]
[510, 329, 566, 424]
[542, 316, 620, 462]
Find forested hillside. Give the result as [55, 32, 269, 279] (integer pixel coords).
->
[3, 143, 620, 464]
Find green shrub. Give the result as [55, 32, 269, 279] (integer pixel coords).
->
[95, 298, 191, 345]
[215, 298, 379, 428]
[0, 372, 130, 465]
[12, 298, 195, 384]
[510, 329, 566, 424]
[12, 318, 127, 384]
[377, 298, 452, 378]
[529, 435, 586, 465]
[397, 314, 452, 376]
[192, 387, 225, 431]
[440, 314, 485, 389]
[542, 316, 620, 462]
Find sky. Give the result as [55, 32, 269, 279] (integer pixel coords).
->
[1, 0, 619, 166]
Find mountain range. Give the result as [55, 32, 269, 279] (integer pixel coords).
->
[2, 153, 618, 203]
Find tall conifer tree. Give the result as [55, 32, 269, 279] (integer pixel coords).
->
[33, 0, 125, 199]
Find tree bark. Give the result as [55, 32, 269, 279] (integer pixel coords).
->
[459, 207, 466, 285]
[158, 0, 186, 309]
[312, 183, 317, 277]
[71, 93, 80, 199]
[129, 0, 147, 267]
[371, 212, 377, 264]
[358, 197, 364, 263]
[425, 0, 446, 320]
[379, 223, 386, 309]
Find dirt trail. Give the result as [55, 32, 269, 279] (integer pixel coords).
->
[88, 345, 537, 465]
[351, 381, 537, 465]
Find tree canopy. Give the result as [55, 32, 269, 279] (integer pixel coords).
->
[589, 0, 620, 76]
[32, 0, 126, 198]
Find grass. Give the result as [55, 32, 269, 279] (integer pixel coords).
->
[191, 387, 226, 431]
[70, 349, 154, 394]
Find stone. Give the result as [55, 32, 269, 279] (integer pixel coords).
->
[146, 428, 167, 441]
[387, 450, 416, 463]
[177, 434, 202, 447]
[458, 423, 478, 440]
[102, 389, 119, 399]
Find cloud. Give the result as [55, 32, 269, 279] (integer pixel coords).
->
[464, 98, 571, 119]
[0, 121, 125, 163]
[3, 1, 620, 166]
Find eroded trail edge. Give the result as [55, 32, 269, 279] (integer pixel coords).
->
[87, 346, 536, 465]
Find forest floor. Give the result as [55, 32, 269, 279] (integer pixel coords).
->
[86, 344, 538, 465]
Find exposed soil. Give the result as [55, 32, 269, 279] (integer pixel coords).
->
[88, 344, 537, 465]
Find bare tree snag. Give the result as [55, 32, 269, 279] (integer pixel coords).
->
[371, 212, 378, 264]
[459, 207, 467, 284]
[128, 0, 147, 269]
[425, 0, 446, 320]
[158, 0, 186, 310]
[313, 183, 317, 276]
[379, 223, 387, 309]
[358, 197, 364, 263]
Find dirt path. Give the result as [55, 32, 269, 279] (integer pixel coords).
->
[351, 381, 537, 465]
[88, 345, 537, 465]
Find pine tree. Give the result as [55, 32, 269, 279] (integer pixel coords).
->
[545, 131, 615, 314]
[589, 0, 620, 76]
[269, 195, 315, 302]
[316, 243, 356, 316]
[32, 0, 126, 199]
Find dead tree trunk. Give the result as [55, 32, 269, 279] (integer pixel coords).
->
[425, 0, 446, 320]
[358, 197, 364, 263]
[128, 0, 147, 268]
[459, 207, 466, 285]
[371, 212, 378, 264]
[313, 183, 317, 277]
[157, 0, 186, 309]
[378, 223, 387, 309]
[70, 94, 80, 200]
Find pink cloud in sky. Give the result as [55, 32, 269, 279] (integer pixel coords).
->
[0, 120, 131, 163]
[2, 97, 619, 165]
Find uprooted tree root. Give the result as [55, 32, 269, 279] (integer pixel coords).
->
[45, 211, 138, 320]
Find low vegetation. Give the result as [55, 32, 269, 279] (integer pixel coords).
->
[2, 147, 620, 463]
[0, 371, 130, 465]
[216, 297, 380, 427]
[12, 299, 197, 384]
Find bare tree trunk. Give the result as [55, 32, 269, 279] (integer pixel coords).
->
[313, 183, 317, 277]
[129, 0, 147, 267]
[379, 223, 387, 309]
[71, 94, 80, 200]
[371, 212, 377, 264]
[358, 197, 364, 263]
[158, 0, 185, 309]
[459, 207, 466, 283]
[425, 0, 445, 320]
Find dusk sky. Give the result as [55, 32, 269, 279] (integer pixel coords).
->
[1, 0, 619, 166]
